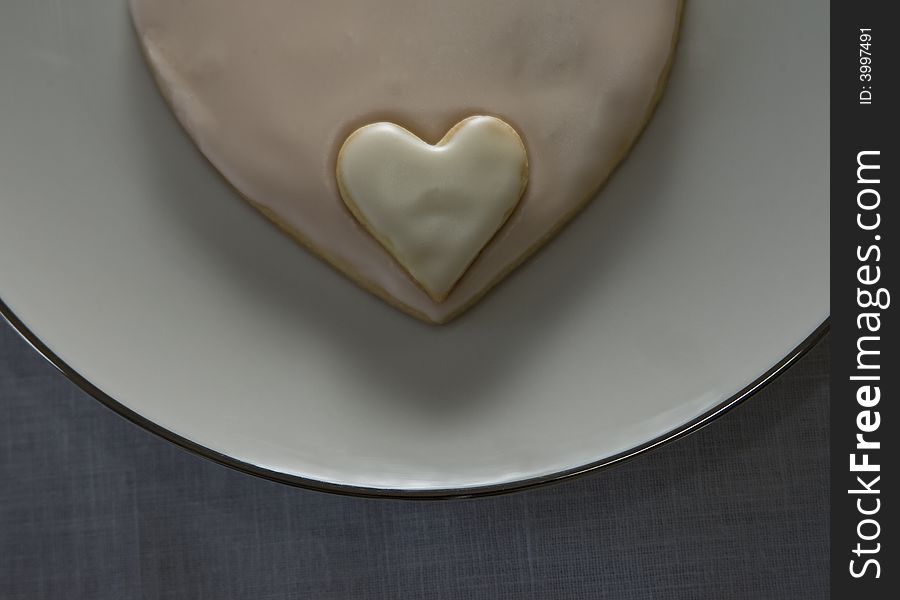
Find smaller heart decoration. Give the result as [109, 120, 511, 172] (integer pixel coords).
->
[336, 116, 529, 303]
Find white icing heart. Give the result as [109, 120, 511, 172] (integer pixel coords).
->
[337, 117, 528, 302]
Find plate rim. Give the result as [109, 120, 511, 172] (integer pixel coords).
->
[1, 297, 829, 500]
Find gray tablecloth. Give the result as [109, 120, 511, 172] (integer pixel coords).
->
[0, 320, 829, 599]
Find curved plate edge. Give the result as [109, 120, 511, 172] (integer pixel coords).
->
[1, 297, 829, 500]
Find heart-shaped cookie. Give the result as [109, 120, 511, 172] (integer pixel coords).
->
[337, 117, 528, 302]
[131, 0, 682, 323]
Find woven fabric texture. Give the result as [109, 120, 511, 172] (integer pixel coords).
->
[0, 321, 829, 599]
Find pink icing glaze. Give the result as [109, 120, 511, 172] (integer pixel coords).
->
[130, 0, 681, 323]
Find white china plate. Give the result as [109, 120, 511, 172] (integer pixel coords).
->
[0, 0, 828, 496]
